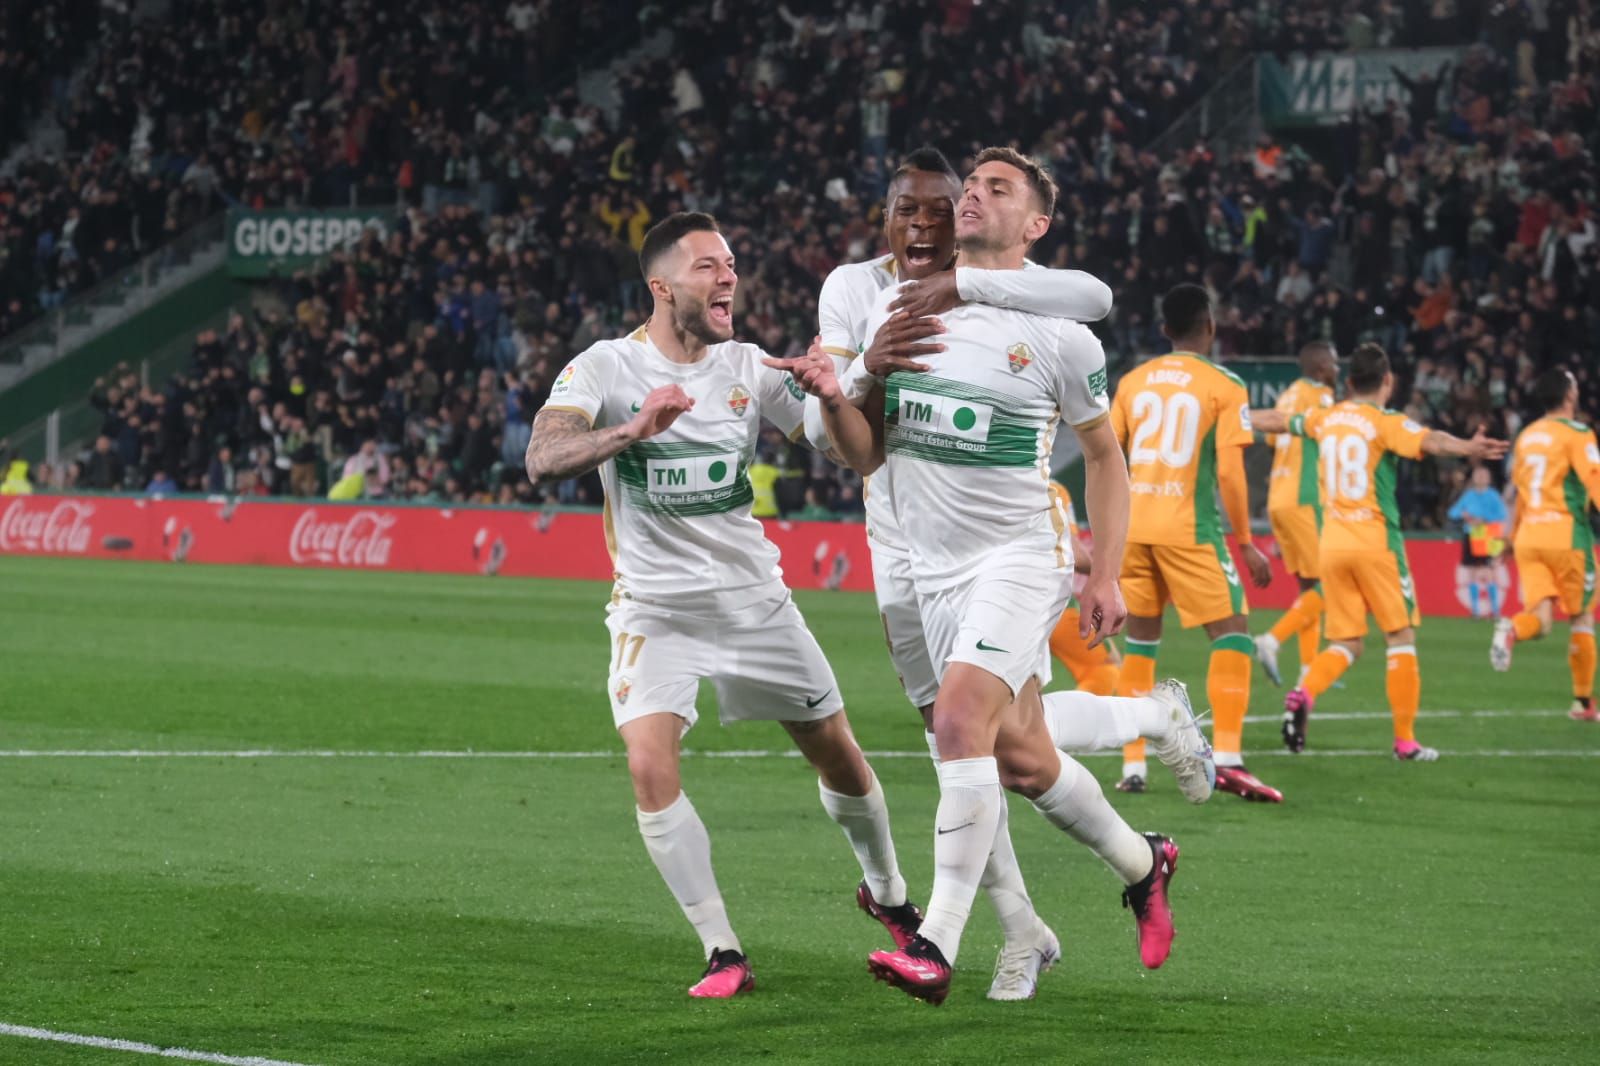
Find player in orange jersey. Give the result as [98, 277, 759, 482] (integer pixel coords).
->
[1490, 368, 1600, 720]
[1110, 285, 1277, 801]
[1253, 342, 1337, 688]
[1253, 343, 1508, 760]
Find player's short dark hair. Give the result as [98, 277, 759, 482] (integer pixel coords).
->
[1347, 342, 1390, 393]
[1534, 367, 1577, 413]
[888, 146, 959, 199]
[639, 212, 720, 279]
[1160, 284, 1212, 339]
[972, 146, 1057, 219]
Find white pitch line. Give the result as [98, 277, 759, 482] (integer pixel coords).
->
[0, 1022, 315, 1066]
[0, 748, 1595, 759]
[1242, 708, 1569, 724]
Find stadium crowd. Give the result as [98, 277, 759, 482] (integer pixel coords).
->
[8, 0, 1599, 527]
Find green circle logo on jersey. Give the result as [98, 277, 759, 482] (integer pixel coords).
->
[708, 461, 729, 483]
[952, 407, 977, 431]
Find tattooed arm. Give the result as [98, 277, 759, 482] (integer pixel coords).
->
[525, 385, 694, 484]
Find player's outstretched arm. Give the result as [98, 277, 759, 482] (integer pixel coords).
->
[1249, 408, 1292, 434]
[1075, 418, 1130, 646]
[1421, 425, 1509, 461]
[525, 386, 694, 484]
[766, 340, 883, 474]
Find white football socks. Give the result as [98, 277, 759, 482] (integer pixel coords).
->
[1031, 754, 1154, 885]
[1041, 690, 1170, 751]
[977, 791, 1038, 944]
[925, 732, 1038, 947]
[819, 773, 907, 908]
[636, 792, 740, 958]
[917, 755, 1003, 964]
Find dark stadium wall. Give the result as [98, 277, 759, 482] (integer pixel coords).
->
[0, 269, 250, 439]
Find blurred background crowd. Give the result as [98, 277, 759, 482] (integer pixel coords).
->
[3, 0, 1597, 528]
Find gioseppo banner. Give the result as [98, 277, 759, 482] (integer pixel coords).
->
[1259, 47, 1463, 127]
[0, 494, 1545, 619]
[226, 209, 394, 278]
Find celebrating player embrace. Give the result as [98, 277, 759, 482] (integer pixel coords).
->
[527, 213, 918, 999]
[808, 147, 1127, 1000]
[783, 148, 1199, 1005]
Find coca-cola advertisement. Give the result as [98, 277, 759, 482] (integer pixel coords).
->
[0, 494, 871, 589]
[0, 498, 98, 554]
[0, 493, 1508, 618]
[288, 509, 397, 568]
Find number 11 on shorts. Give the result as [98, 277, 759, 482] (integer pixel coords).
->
[614, 632, 646, 671]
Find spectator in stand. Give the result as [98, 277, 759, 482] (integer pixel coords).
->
[1, 459, 32, 495]
[84, 436, 123, 490]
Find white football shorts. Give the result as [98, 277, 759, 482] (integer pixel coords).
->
[604, 587, 844, 732]
[871, 543, 941, 710]
[917, 549, 1072, 698]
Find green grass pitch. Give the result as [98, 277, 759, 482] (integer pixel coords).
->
[1, 555, 1597, 1064]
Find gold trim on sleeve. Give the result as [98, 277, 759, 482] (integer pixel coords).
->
[538, 405, 597, 426]
[1070, 412, 1111, 432]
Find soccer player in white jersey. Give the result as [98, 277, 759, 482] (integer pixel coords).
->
[779, 148, 1190, 1004]
[809, 148, 1210, 1001]
[526, 212, 919, 1000]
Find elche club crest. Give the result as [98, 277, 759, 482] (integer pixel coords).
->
[1006, 342, 1033, 374]
[727, 385, 751, 416]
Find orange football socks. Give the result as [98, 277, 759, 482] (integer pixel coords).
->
[1208, 634, 1255, 759]
[1570, 625, 1596, 702]
[1385, 645, 1421, 743]
[1116, 640, 1158, 774]
[1302, 644, 1355, 699]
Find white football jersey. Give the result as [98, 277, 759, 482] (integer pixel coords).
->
[541, 325, 806, 610]
[816, 254, 908, 557]
[859, 286, 1111, 591]
[814, 255, 1114, 560]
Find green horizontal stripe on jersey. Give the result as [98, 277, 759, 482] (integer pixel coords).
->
[885, 370, 1029, 410]
[618, 438, 749, 459]
[883, 373, 1043, 468]
[614, 439, 754, 516]
[618, 482, 755, 516]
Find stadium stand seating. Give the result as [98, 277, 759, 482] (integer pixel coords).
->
[3, 0, 1596, 528]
